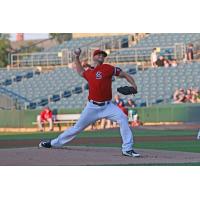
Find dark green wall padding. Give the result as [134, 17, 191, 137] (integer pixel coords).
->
[135, 103, 200, 123]
[0, 108, 82, 128]
[0, 104, 199, 128]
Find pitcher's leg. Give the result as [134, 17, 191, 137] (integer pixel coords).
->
[51, 103, 99, 147]
[100, 103, 133, 152]
[117, 114, 133, 152]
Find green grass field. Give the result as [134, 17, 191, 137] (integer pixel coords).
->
[0, 129, 200, 154]
[0, 129, 197, 139]
[87, 141, 200, 153]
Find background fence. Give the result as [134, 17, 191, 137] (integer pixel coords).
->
[0, 104, 199, 128]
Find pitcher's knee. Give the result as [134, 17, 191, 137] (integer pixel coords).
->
[117, 114, 128, 125]
[56, 126, 82, 146]
[70, 125, 83, 135]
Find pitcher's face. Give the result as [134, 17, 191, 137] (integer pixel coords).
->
[93, 53, 105, 65]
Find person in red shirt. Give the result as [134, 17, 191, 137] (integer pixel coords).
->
[37, 107, 53, 131]
[39, 48, 140, 157]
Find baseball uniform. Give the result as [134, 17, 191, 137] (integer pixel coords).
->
[50, 63, 135, 153]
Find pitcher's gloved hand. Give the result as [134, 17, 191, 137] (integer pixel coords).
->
[117, 86, 137, 95]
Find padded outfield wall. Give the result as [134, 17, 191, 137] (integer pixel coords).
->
[135, 103, 200, 123]
[0, 109, 82, 128]
[0, 104, 199, 128]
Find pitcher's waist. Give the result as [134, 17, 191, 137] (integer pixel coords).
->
[89, 99, 110, 106]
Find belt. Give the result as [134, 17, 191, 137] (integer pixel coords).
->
[89, 100, 110, 106]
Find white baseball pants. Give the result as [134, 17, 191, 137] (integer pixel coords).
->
[51, 101, 134, 152]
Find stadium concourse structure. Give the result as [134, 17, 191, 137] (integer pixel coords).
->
[0, 33, 200, 111]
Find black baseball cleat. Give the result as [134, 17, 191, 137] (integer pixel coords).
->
[39, 140, 52, 148]
[122, 149, 140, 157]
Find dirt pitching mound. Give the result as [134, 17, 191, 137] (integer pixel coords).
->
[0, 146, 200, 166]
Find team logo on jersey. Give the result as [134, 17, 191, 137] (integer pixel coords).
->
[96, 71, 102, 79]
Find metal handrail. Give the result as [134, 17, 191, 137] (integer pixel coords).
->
[10, 35, 129, 68]
[107, 44, 185, 63]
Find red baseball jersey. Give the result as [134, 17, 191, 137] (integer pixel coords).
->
[83, 64, 121, 102]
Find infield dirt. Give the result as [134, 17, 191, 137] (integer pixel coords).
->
[0, 146, 200, 166]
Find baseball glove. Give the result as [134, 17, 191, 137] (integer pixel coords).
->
[117, 86, 137, 95]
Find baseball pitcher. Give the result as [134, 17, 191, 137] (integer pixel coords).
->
[39, 48, 140, 157]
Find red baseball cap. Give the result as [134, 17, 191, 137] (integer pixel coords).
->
[93, 49, 107, 57]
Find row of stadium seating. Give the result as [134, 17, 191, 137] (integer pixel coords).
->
[133, 33, 200, 48]
[0, 68, 40, 87]
[5, 67, 87, 109]
[133, 62, 200, 106]
[1, 65, 136, 109]
[17, 35, 129, 67]
[108, 33, 200, 63]
[43, 62, 200, 109]
[2, 62, 200, 110]
[0, 68, 36, 81]
[15, 33, 200, 67]
[107, 47, 175, 63]
[45, 35, 128, 52]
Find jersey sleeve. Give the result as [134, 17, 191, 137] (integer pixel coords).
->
[113, 67, 122, 76]
[106, 64, 122, 77]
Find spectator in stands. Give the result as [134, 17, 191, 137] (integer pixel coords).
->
[126, 98, 136, 108]
[186, 43, 194, 61]
[164, 60, 170, 68]
[117, 101, 128, 116]
[190, 93, 198, 103]
[173, 89, 180, 102]
[100, 118, 106, 129]
[192, 88, 200, 103]
[197, 93, 200, 103]
[88, 122, 97, 130]
[173, 87, 200, 104]
[173, 88, 186, 104]
[100, 118, 113, 129]
[129, 109, 140, 127]
[192, 88, 197, 94]
[185, 89, 193, 102]
[150, 48, 157, 67]
[112, 95, 126, 128]
[125, 99, 140, 127]
[6, 64, 11, 71]
[36, 67, 42, 73]
[156, 55, 165, 67]
[37, 107, 53, 131]
[170, 59, 178, 67]
[114, 94, 124, 106]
